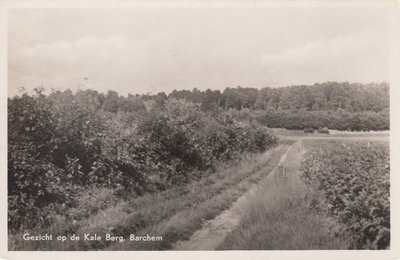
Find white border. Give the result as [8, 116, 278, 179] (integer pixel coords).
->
[1, 1, 399, 259]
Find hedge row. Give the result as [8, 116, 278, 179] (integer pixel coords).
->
[8, 91, 277, 232]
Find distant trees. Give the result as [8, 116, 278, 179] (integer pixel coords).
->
[30, 82, 388, 118]
[162, 82, 389, 131]
[163, 82, 389, 116]
[10, 82, 388, 132]
[251, 82, 389, 113]
[255, 109, 389, 131]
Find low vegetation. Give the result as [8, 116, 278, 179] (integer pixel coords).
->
[300, 140, 390, 249]
[9, 144, 291, 250]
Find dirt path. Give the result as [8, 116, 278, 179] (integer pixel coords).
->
[173, 141, 302, 250]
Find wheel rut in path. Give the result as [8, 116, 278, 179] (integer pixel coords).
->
[173, 141, 302, 250]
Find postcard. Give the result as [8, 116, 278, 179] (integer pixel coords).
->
[1, 0, 399, 259]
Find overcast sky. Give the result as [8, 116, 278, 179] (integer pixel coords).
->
[8, 7, 391, 96]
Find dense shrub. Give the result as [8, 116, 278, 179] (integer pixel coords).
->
[304, 128, 314, 133]
[8, 92, 277, 232]
[317, 127, 329, 134]
[301, 140, 390, 249]
[255, 109, 389, 131]
[133, 99, 277, 185]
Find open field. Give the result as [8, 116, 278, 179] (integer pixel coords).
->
[271, 128, 389, 140]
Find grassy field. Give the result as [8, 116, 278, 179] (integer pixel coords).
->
[9, 143, 292, 250]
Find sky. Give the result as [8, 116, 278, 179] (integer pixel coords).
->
[8, 7, 391, 97]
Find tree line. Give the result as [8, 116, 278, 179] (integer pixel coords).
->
[83, 81, 390, 131]
[149, 81, 389, 112]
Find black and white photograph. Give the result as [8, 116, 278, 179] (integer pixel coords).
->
[1, 0, 400, 259]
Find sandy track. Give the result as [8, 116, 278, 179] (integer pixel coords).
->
[173, 142, 299, 250]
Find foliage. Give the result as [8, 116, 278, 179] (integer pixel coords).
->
[317, 127, 329, 134]
[8, 90, 276, 233]
[254, 109, 389, 131]
[300, 140, 390, 249]
[167, 82, 389, 114]
[304, 128, 314, 133]
[9, 144, 290, 250]
[165, 82, 389, 131]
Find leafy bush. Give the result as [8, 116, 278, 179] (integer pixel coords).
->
[301, 140, 390, 249]
[317, 127, 329, 134]
[304, 128, 314, 133]
[8, 92, 277, 232]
